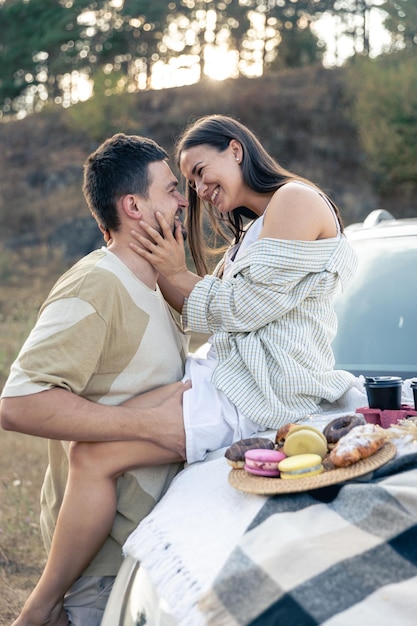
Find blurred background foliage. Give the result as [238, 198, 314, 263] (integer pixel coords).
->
[0, 0, 416, 287]
[346, 53, 417, 194]
[0, 0, 416, 117]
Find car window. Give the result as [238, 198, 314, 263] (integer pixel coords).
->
[332, 235, 417, 378]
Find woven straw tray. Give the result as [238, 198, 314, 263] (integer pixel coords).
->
[228, 442, 396, 495]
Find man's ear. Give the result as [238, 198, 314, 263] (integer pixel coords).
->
[98, 223, 111, 245]
[121, 194, 143, 221]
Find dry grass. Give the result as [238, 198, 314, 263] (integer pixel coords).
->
[0, 430, 48, 625]
[0, 248, 63, 624]
[0, 246, 67, 389]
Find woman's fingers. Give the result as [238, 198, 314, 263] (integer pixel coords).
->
[129, 231, 155, 256]
[174, 217, 186, 243]
[155, 211, 176, 240]
[130, 229, 142, 244]
[128, 213, 187, 281]
[138, 220, 164, 244]
[137, 212, 174, 243]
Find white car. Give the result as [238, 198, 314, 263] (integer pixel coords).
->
[332, 209, 417, 379]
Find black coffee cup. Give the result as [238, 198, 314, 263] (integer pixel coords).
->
[364, 376, 402, 411]
[410, 378, 417, 411]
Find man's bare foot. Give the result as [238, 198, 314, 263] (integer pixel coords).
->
[11, 599, 69, 626]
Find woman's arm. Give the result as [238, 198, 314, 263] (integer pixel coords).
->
[130, 210, 335, 336]
[183, 242, 318, 334]
[157, 275, 185, 314]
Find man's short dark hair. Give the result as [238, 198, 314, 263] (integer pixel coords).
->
[83, 133, 168, 231]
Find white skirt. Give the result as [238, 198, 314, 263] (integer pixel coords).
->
[182, 340, 267, 464]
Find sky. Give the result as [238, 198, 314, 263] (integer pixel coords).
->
[136, 7, 391, 92]
[150, 3, 392, 90]
[314, 5, 391, 67]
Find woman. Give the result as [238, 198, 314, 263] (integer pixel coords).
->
[14, 115, 357, 626]
[131, 114, 358, 461]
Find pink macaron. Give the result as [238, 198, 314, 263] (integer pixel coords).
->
[244, 448, 287, 477]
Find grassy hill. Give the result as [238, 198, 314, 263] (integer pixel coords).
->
[0, 62, 413, 386]
[1, 64, 383, 253]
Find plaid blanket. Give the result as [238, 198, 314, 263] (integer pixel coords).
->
[199, 453, 417, 625]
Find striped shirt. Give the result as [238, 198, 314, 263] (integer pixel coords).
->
[183, 235, 358, 427]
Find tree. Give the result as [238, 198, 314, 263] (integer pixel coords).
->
[0, 0, 93, 114]
[172, 0, 248, 81]
[264, 0, 326, 70]
[347, 52, 417, 191]
[275, 24, 322, 68]
[317, 0, 392, 61]
[102, 0, 170, 89]
[218, 0, 252, 73]
[3, 0, 412, 118]
[236, 0, 332, 74]
[381, 0, 417, 51]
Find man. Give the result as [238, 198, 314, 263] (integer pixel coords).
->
[0, 133, 190, 625]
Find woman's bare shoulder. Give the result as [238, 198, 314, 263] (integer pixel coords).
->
[263, 182, 336, 240]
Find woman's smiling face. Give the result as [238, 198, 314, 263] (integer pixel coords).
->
[179, 142, 244, 214]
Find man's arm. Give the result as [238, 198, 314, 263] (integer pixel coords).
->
[0, 382, 190, 458]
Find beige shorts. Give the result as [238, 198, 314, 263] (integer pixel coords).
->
[64, 575, 115, 626]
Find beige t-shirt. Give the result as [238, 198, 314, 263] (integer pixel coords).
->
[2, 247, 188, 575]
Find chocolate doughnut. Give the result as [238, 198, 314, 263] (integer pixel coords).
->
[225, 437, 275, 469]
[323, 414, 366, 447]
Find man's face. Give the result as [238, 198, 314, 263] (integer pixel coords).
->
[140, 160, 187, 235]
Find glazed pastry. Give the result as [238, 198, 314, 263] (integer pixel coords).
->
[225, 437, 275, 469]
[323, 414, 367, 448]
[329, 423, 386, 467]
[275, 423, 296, 446]
[244, 449, 287, 477]
[278, 453, 324, 480]
[283, 425, 328, 459]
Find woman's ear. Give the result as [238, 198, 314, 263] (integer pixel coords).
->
[229, 139, 243, 163]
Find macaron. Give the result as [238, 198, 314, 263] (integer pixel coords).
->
[283, 425, 328, 459]
[285, 424, 328, 443]
[278, 453, 324, 480]
[244, 449, 287, 477]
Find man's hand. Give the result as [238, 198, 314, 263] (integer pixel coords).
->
[151, 382, 188, 459]
[121, 379, 191, 460]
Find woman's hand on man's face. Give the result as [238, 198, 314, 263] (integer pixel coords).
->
[129, 212, 187, 280]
